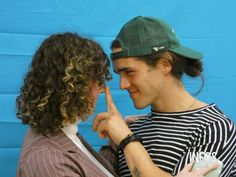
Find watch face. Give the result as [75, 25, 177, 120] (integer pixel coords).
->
[191, 153, 223, 177]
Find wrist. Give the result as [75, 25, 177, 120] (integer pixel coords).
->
[117, 130, 132, 144]
[118, 133, 142, 152]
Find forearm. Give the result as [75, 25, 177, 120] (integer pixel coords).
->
[123, 141, 173, 177]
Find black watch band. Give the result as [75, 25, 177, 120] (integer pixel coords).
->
[118, 134, 142, 151]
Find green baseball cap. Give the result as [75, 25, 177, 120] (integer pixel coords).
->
[111, 16, 203, 60]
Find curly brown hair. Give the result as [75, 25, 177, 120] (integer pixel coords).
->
[16, 32, 112, 135]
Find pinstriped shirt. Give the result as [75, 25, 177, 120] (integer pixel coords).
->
[17, 128, 117, 177]
[118, 104, 236, 177]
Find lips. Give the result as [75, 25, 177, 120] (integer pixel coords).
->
[129, 90, 138, 97]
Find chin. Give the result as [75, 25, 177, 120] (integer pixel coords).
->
[133, 102, 148, 110]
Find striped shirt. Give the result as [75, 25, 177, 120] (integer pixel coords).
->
[118, 104, 236, 177]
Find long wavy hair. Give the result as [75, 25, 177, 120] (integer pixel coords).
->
[16, 32, 111, 135]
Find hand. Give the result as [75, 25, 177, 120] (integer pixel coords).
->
[125, 115, 144, 124]
[176, 162, 219, 177]
[92, 86, 132, 145]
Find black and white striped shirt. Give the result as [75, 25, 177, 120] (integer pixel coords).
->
[118, 104, 236, 177]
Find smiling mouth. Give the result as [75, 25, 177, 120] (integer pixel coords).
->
[129, 90, 138, 96]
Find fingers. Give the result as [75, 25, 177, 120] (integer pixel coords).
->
[92, 112, 111, 139]
[181, 161, 194, 172]
[92, 112, 110, 131]
[125, 115, 144, 124]
[199, 163, 219, 175]
[105, 86, 118, 112]
[92, 87, 124, 142]
[96, 123, 107, 139]
[177, 161, 220, 177]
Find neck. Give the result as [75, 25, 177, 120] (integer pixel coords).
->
[151, 80, 206, 112]
[62, 119, 81, 135]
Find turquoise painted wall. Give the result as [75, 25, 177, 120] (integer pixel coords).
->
[0, 0, 236, 176]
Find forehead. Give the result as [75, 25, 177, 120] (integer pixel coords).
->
[112, 57, 146, 73]
[111, 47, 149, 73]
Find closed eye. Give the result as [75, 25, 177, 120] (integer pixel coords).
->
[126, 70, 135, 75]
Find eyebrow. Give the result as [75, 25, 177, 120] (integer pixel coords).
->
[113, 67, 132, 74]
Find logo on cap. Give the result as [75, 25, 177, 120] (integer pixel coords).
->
[152, 46, 165, 52]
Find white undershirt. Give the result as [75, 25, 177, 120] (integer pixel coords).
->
[62, 121, 113, 177]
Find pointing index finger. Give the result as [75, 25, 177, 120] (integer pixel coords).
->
[105, 86, 118, 112]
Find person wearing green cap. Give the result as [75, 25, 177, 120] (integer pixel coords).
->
[94, 16, 236, 177]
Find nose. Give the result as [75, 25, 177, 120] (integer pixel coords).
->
[120, 76, 130, 90]
[98, 84, 105, 93]
[99, 87, 105, 93]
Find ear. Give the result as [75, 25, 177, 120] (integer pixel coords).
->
[156, 58, 172, 74]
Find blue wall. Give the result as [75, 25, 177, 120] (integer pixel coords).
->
[0, 0, 236, 176]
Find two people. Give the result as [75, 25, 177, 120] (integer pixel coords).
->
[16, 16, 236, 177]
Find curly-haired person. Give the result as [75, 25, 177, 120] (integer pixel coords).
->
[16, 32, 119, 177]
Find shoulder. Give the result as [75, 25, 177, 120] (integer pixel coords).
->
[193, 104, 234, 128]
[201, 106, 236, 144]
[22, 145, 63, 166]
[20, 147, 83, 177]
[204, 104, 235, 130]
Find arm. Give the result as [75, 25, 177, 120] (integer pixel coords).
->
[94, 112, 171, 177]
[93, 87, 219, 177]
[99, 114, 146, 173]
[123, 141, 172, 177]
[94, 113, 219, 177]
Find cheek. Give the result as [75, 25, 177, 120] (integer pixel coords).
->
[133, 74, 148, 87]
[129, 74, 141, 85]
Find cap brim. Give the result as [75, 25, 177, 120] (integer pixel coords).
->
[169, 46, 203, 60]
